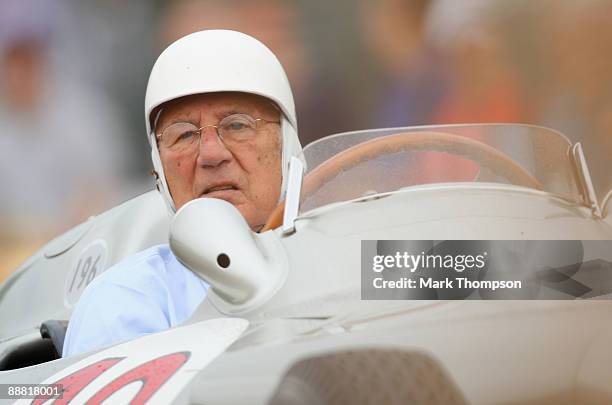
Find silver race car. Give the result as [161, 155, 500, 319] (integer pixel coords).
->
[1, 124, 611, 404]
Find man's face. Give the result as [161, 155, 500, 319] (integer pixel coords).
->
[156, 92, 282, 230]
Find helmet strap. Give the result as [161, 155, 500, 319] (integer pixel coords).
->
[279, 117, 306, 203]
[150, 131, 176, 214]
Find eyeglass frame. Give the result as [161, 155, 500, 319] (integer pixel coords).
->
[154, 112, 281, 152]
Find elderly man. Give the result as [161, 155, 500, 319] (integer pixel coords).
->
[62, 30, 303, 357]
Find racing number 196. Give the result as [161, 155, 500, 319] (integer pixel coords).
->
[64, 239, 108, 307]
[67, 255, 101, 293]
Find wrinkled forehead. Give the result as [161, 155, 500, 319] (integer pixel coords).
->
[152, 91, 280, 130]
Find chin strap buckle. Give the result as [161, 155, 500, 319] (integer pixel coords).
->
[150, 170, 162, 192]
[282, 157, 305, 235]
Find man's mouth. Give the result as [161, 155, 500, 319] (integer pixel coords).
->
[202, 184, 239, 196]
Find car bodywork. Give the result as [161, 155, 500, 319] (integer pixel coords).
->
[0, 124, 611, 404]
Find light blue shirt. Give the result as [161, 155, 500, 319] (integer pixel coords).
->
[62, 244, 209, 357]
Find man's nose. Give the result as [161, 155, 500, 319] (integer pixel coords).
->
[196, 126, 232, 167]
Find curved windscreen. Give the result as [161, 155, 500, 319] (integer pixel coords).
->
[298, 124, 582, 214]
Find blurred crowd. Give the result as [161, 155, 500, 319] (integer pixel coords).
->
[1, 0, 611, 280]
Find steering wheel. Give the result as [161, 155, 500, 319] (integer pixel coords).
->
[262, 131, 544, 231]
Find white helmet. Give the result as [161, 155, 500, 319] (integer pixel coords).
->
[145, 30, 304, 212]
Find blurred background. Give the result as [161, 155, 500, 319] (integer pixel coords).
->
[1, 0, 611, 281]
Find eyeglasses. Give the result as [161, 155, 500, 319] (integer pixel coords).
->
[156, 113, 280, 153]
